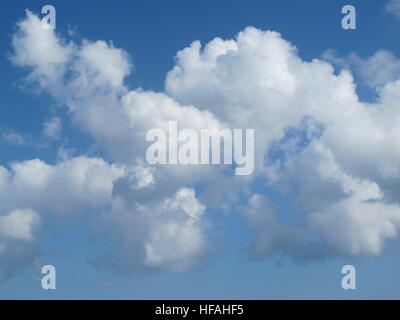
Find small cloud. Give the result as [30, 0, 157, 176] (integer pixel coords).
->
[1, 131, 26, 146]
[67, 25, 77, 37]
[322, 49, 400, 89]
[1, 130, 47, 148]
[385, 0, 400, 18]
[42, 117, 62, 140]
[57, 146, 76, 161]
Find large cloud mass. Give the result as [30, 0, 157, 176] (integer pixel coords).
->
[4, 10, 400, 274]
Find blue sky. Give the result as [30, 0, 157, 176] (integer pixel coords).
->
[1, 0, 400, 299]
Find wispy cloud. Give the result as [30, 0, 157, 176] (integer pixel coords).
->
[1, 131, 26, 146]
[385, 0, 400, 18]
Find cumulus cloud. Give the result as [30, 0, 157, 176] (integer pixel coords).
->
[98, 187, 209, 272]
[323, 49, 400, 89]
[8, 11, 220, 273]
[7, 10, 400, 273]
[0, 156, 123, 272]
[10, 11, 72, 98]
[0, 209, 40, 242]
[0, 209, 40, 275]
[0, 156, 124, 217]
[165, 26, 400, 261]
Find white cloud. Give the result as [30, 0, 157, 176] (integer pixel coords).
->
[0, 209, 40, 242]
[97, 187, 210, 272]
[8, 11, 400, 272]
[309, 199, 400, 256]
[0, 156, 124, 218]
[1, 130, 45, 148]
[323, 49, 400, 89]
[0, 209, 40, 275]
[1, 131, 26, 146]
[165, 26, 400, 260]
[0, 156, 124, 272]
[75, 40, 132, 89]
[42, 117, 61, 140]
[144, 188, 207, 271]
[6, 11, 219, 271]
[10, 10, 73, 97]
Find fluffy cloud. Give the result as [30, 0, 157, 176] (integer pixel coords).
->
[166, 27, 358, 174]
[10, 11, 73, 98]
[277, 141, 400, 257]
[165, 26, 400, 260]
[98, 187, 209, 272]
[323, 49, 400, 89]
[0, 209, 40, 242]
[7, 11, 400, 273]
[0, 156, 123, 272]
[0, 209, 40, 275]
[11, 11, 223, 174]
[9, 11, 219, 273]
[0, 156, 124, 217]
